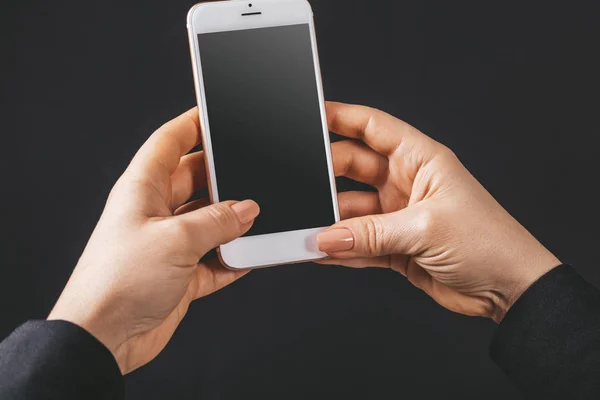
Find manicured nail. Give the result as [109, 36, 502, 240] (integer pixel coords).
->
[231, 200, 260, 224]
[318, 228, 354, 253]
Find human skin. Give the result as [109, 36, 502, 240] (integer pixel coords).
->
[48, 101, 559, 374]
[318, 101, 560, 323]
[48, 108, 259, 374]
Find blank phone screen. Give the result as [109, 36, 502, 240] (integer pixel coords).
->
[197, 24, 335, 236]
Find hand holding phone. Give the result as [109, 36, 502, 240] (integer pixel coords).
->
[187, 0, 339, 269]
[48, 109, 255, 374]
[318, 102, 560, 322]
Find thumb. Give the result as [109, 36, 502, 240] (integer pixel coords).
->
[175, 199, 260, 255]
[317, 205, 430, 259]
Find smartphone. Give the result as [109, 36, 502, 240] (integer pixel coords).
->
[187, 0, 339, 269]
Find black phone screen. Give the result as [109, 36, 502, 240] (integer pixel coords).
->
[197, 24, 335, 236]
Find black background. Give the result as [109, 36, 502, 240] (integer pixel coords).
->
[199, 25, 335, 236]
[2, 1, 599, 399]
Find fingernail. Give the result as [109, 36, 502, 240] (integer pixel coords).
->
[231, 200, 260, 224]
[318, 228, 354, 253]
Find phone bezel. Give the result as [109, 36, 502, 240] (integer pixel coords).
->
[187, 0, 340, 269]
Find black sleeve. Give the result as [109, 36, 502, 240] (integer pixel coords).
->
[0, 320, 124, 400]
[490, 264, 600, 399]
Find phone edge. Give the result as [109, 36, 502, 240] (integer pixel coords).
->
[187, 0, 338, 271]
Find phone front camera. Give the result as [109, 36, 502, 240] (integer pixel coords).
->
[249, 3, 253, 7]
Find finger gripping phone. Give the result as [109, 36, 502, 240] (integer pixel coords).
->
[187, 0, 339, 269]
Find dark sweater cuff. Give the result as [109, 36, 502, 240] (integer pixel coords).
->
[490, 264, 600, 399]
[0, 320, 124, 399]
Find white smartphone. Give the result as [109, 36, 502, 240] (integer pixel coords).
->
[187, 0, 339, 270]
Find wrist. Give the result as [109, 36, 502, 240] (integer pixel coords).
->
[492, 250, 561, 323]
[48, 291, 127, 372]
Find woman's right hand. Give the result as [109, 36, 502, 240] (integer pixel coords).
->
[319, 102, 560, 322]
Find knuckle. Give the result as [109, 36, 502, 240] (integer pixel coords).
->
[360, 215, 386, 254]
[437, 144, 458, 163]
[205, 204, 239, 231]
[416, 207, 441, 242]
[159, 220, 198, 263]
[363, 109, 380, 132]
[165, 218, 193, 242]
[106, 175, 129, 204]
[366, 106, 383, 116]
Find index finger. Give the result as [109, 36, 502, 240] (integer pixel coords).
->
[326, 101, 419, 157]
[129, 107, 201, 179]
